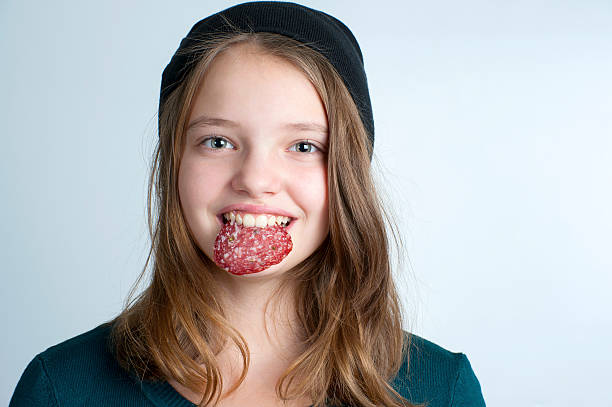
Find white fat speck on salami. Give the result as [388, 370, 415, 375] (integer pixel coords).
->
[213, 223, 292, 275]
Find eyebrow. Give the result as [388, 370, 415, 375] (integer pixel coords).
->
[187, 115, 328, 136]
[282, 121, 328, 136]
[187, 116, 240, 131]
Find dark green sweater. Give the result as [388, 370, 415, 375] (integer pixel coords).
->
[10, 323, 485, 406]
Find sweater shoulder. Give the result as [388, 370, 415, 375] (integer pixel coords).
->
[38, 323, 120, 382]
[41, 323, 113, 363]
[14, 322, 151, 406]
[391, 332, 485, 407]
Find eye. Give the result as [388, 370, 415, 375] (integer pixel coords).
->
[200, 136, 235, 150]
[289, 140, 320, 154]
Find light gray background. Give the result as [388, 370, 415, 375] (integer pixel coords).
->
[2, 1, 611, 406]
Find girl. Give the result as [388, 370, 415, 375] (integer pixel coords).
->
[11, 2, 485, 406]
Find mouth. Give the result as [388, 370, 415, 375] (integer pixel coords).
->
[217, 210, 295, 230]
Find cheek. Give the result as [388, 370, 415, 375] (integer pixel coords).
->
[291, 164, 328, 223]
[178, 157, 226, 221]
[179, 160, 202, 211]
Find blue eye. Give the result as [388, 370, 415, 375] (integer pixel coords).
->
[289, 141, 319, 153]
[201, 136, 235, 150]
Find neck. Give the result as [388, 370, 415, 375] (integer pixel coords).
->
[168, 270, 309, 405]
[212, 269, 305, 367]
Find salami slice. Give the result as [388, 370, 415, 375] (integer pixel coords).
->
[213, 222, 293, 275]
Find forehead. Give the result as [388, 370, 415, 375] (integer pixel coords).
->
[188, 43, 328, 135]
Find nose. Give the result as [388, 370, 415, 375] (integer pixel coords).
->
[230, 146, 282, 198]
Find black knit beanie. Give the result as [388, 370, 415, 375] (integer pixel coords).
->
[160, 1, 374, 150]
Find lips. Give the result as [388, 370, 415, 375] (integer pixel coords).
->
[216, 204, 297, 230]
[217, 204, 296, 218]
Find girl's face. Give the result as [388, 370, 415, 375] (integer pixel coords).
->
[178, 43, 329, 279]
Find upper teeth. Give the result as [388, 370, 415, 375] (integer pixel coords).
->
[223, 211, 291, 227]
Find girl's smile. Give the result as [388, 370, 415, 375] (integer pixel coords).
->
[215, 203, 297, 230]
[178, 42, 329, 278]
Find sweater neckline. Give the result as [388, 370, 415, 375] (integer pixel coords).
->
[140, 379, 316, 407]
[140, 379, 198, 407]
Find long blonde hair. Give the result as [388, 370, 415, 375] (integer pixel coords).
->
[111, 31, 413, 407]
